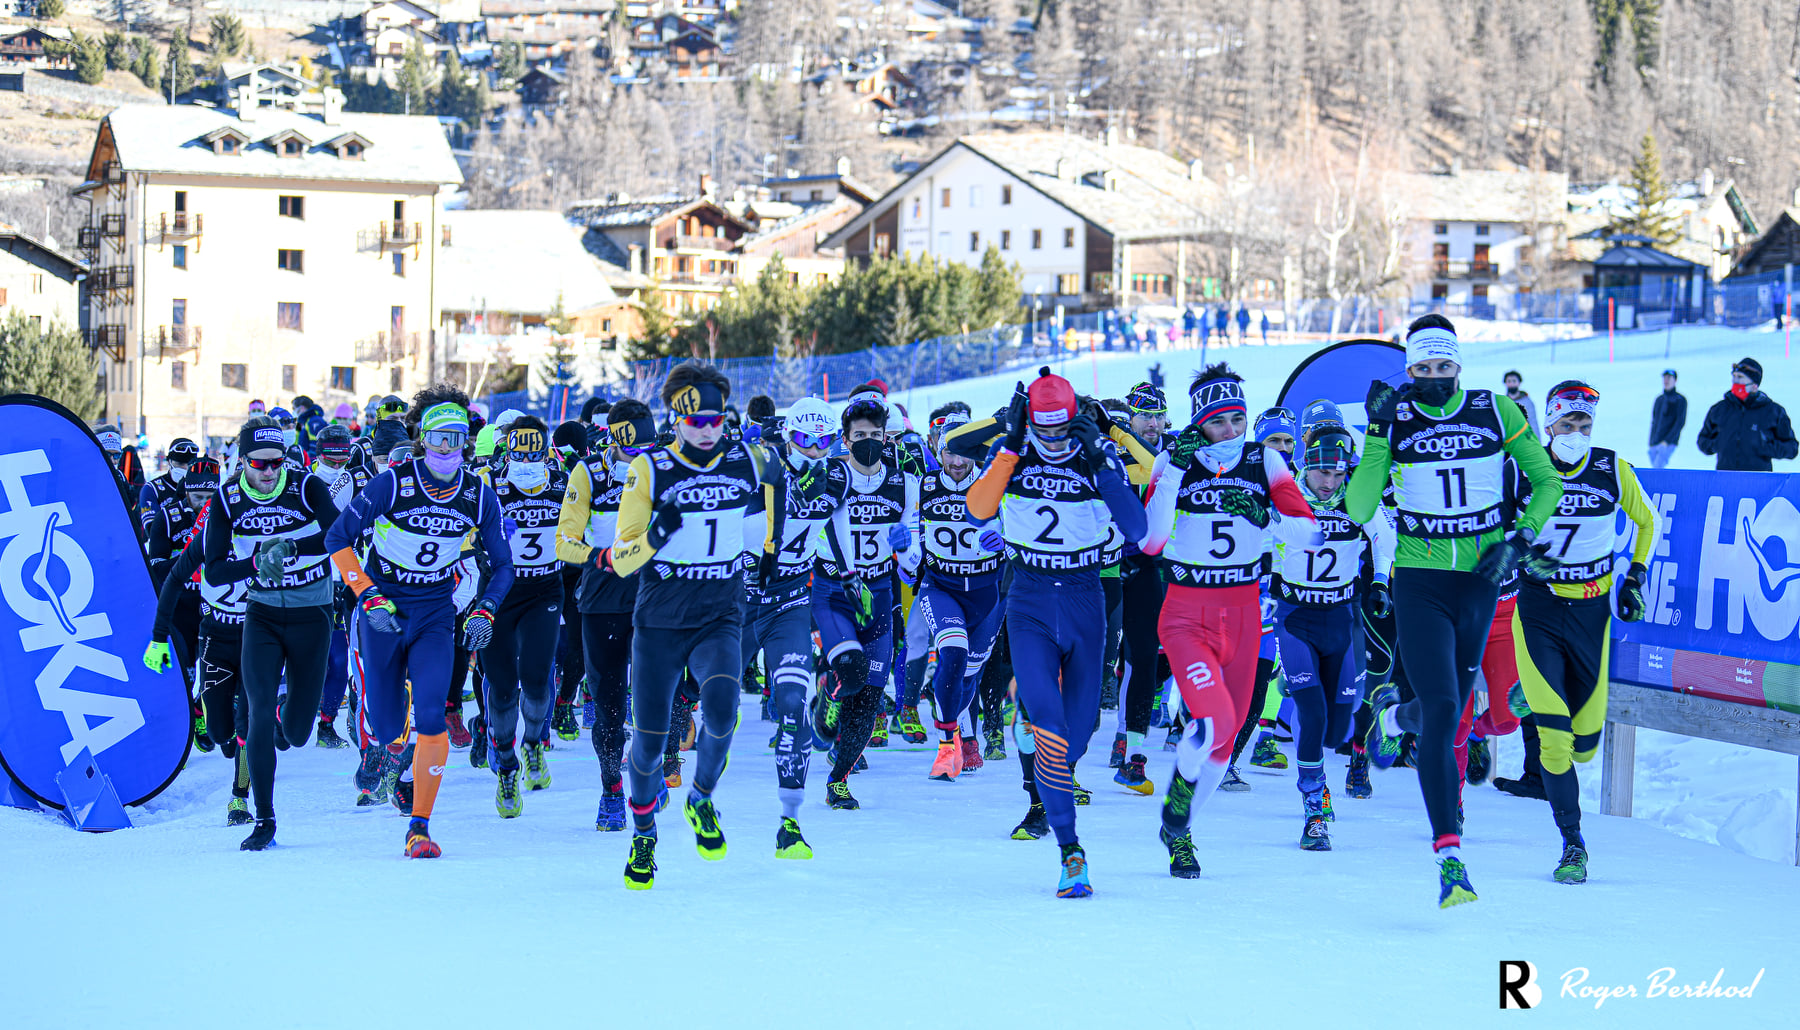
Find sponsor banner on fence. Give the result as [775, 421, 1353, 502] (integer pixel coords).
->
[0, 396, 190, 807]
[1276, 338, 1409, 436]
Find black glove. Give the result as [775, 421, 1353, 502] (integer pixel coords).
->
[1167, 422, 1206, 472]
[644, 501, 684, 549]
[463, 606, 495, 650]
[1617, 561, 1648, 623]
[1365, 379, 1398, 436]
[1368, 578, 1393, 618]
[1068, 414, 1103, 463]
[1474, 528, 1560, 586]
[1219, 487, 1269, 529]
[254, 538, 295, 582]
[756, 549, 780, 588]
[1004, 382, 1029, 453]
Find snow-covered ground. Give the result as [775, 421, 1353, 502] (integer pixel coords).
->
[7, 319, 1799, 1026]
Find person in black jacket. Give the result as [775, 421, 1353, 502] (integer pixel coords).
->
[1647, 369, 1687, 469]
[1697, 358, 1799, 472]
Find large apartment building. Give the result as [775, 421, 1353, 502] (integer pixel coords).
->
[77, 96, 462, 446]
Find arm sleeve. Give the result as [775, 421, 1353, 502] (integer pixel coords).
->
[326, 472, 395, 596]
[1344, 431, 1394, 525]
[1695, 405, 1719, 455]
[1366, 503, 1398, 579]
[1107, 424, 1158, 486]
[1139, 453, 1180, 553]
[1618, 462, 1659, 567]
[606, 455, 658, 577]
[965, 449, 1018, 522]
[144, 507, 175, 577]
[1096, 445, 1147, 543]
[1264, 446, 1317, 522]
[137, 483, 159, 535]
[898, 472, 923, 577]
[474, 486, 514, 610]
[201, 496, 255, 587]
[151, 534, 202, 643]
[1500, 399, 1564, 535]
[556, 462, 598, 565]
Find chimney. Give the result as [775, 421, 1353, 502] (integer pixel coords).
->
[1699, 166, 1715, 197]
[1104, 125, 1118, 148]
[235, 82, 259, 122]
[1450, 157, 1462, 176]
[321, 86, 344, 125]
[1188, 158, 1203, 181]
[1055, 157, 1074, 182]
[699, 172, 716, 199]
[628, 243, 643, 275]
[836, 155, 851, 178]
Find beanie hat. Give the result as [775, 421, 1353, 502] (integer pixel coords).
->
[1734, 358, 1763, 385]
[1026, 366, 1076, 427]
[1405, 324, 1461, 368]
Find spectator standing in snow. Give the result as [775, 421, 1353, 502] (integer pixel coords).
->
[1235, 304, 1251, 343]
[1215, 306, 1229, 343]
[1260, 310, 1271, 344]
[1198, 310, 1210, 350]
[1503, 370, 1541, 440]
[1696, 358, 1799, 472]
[1647, 369, 1686, 469]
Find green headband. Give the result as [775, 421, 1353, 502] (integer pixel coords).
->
[422, 402, 469, 434]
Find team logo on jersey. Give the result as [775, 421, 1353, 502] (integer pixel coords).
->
[1396, 402, 1413, 421]
[1470, 392, 1493, 410]
[399, 479, 416, 498]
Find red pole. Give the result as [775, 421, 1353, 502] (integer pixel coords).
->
[823, 373, 830, 403]
[1608, 297, 1615, 362]
[1378, 307, 1384, 335]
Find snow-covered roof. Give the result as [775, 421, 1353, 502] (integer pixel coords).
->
[438, 210, 615, 315]
[1387, 169, 1569, 225]
[89, 106, 462, 186]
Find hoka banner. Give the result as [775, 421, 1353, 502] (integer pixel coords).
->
[1276, 338, 1409, 431]
[0, 396, 190, 807]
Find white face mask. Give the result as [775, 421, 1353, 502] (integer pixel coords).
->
[169, 465, 187, 484]
[282, 428, 298, 447]
[312, 463, 344, 485]
[1200, 434, 1248, 468]
[506, 460, 549, 491]
[1550, 431, 1591, 463]
[786, 448, 827, 472]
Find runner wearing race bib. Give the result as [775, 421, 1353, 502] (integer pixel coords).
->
[311, 423, 372, 751]
[1140, 365, 1320, 880]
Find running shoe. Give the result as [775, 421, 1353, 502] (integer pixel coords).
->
[896, 705, 927, 744]
[468, 714, 488, 769]
[1100, 671, 1119, 710]
[446, 709, 473, 749]
[624, 834, 657, 890]
[1438, 855, 1477, 908]
[959, 735, 984, 772]
[868, 715, 889, 748]
[1345, 750, 1373, 798]
[982, 727, 1006, 761]
[1072, 781, 1092, 806]
[1160, 826, 1201, 878]
[1251, 732, 1288, 769]
[1554, 844, 1588, 885]
[315, 717, 350, 749]
[824, 780, 859, 810]
[1301, 813, 1332, 851]
[664, 757, 682, 789]
[191, 701, 214, 754]
[1011, 802, 1049, 840]
[810, 695, 841, 750]
[1365, 684, 1404, 769]
[553, 699, 580, 741]
[1056, 843, 1092, 898]
[239, 818, 276, 851]
[679, 710, 699, 752]
[1108, 733, 1127, 769]
[1218, 764, 1251, 792]
[495, 767, 523, 818]
[391, 777, 414, 816]
[1113, 755, 1152, 795]
[775, 817, 813, 859]
[522, 742, 552, 790]
[596, 786, 626, 832]
[354, 744, 384, 795]
[929, 738, 962, 781]
[1162, 726, 1180, 752]
[226, 796, 252, 826]
[1507, 682, 1531, 718]
[1466, 736, 1492, 786]
[1320, 783, 1335, 821]
[683, 795, 727, 860]
[1494, 774, 1547, 800]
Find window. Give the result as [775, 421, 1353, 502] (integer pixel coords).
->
[936, 231, 950, 252]
[389, 367, 404, 392]
[0, 287, 7, 305]
[601, 318, 613, 332]
[969, 186, 982, 208]
[1000, 230, 1011, 250]
[281, 365, 295, 392]
[280, 138, 303, 157]
[1431, 283, 1448, 299]
[221, 363, 248, 390]
[874, 233, 891, 256]
[278, 249, 304, 272]
[911, 196, 921, 219]
[172, 244, 187, 269]
[174, 191, 186, 213]
[279, 195, 304, 219]
[172, 298, 186, 326]
[277, 302, 303, 330]
[1031, 229, 1042, 249]
[1002, 184, 1012, 205]
[969, 231, 980, 252]
[809, 189, 822, 201]
[342, 141, 362, 159]
[1472, 284, 1489, 298]
[1475, 223, 1490, 236]
[940, 188, 951, 208]
[393, 200, 405, 222]
[330, 366, 356, 392]
[1057, 273, 1080, 295]
[1063, 228, 1075, 248]
[171, 361, 186, 391]
[392, 252, 405, 277]
[1433, 222, 1447, 236]
[31, 273, 43, 293]
[1473, 243, 1491, 273]
[217, 136, 239, 156]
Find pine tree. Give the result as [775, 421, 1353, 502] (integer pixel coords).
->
[209, 12, 246, 58]
[626, 287, 677, 359]
[495, 41, 525, 85]
[73, 33, 105, 84]
[38, 0, 64, 20]
[395, 39, 434, 115]
[877, 281, 919, 349]
[134, 44, 159, 91]
[102, 31, 129, 70]
[0, 313, 102, 421]
[536, 333, 579, 392]
[1612, 131, 1680, 246]
[161, 28, 195, 100]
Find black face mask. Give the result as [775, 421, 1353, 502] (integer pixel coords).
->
[850, 438, 884, 468]
[679, 439, 716, 465]
[1410, 376, 1458, 407]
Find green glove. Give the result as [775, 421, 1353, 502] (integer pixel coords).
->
[1220, 487, 1270, 529]
[143, 640, 171, 673]
[1507, 682, 1531, 719]
[1167, 422, 1206, 472]
[845, 576, 876, 628]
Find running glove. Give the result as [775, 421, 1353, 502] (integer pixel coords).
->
[844, 575, 877, 628]
[886, 522, 911, 553]
[142, 640, 171, 673]
[254, 538, 295, 582]
[1474, 528, 1559, 586]
[1166, 422, 1206, 471]
[361, 588, 402, 634]
[1003, 382, 1029, 453]
[978, 526, 1005, 553]
[1068, 414, 1104, 463]
[1617, 561, 1648, 623]
[1220, 487, 1270, 529]
[1368, 576, 1393, 618]
[645, 500, 684, 549]
[502, 517, 518, 541]
[756, 549, 779, 588]
[463, 606, 495, 650]
[1364, 379, 1398, 435]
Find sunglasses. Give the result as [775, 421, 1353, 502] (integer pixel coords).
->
[1551, 384, 1599, 402]
[508, 450, 549, 463]
[791, 430, 838, 450]
[244, 455, 285, 470]
[680, 414, 726, 428]
[422, 430, 467, 449]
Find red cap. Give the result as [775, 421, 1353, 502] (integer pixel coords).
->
[853, 378, 889, 397]
[1027, 367, 1076, 427]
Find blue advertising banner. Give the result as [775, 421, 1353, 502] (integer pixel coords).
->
[1613, 468, 1800, 671]
[0, 395, 190, 808]
[1276, 338, 1409, 431]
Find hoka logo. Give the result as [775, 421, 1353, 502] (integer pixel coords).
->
[1699, 495, 1800, 639]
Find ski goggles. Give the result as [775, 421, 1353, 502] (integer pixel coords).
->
[243, 455, 285, 471]
[377, 400, 408, 419]
[1549, 382, 1599, 403]
[679, 413, 727, 429]
[421, 429, 468, 449]
[790, 430, 838, 451]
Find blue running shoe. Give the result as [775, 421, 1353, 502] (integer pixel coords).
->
[1438, 855, 1478, 908]
[1057, 843, 1092, 898]
[1365, 684, 1403, 770]
[596, 788, 626, 831]
[1345, 750, 1373, 798]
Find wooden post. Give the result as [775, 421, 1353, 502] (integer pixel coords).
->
[1600, 719, 1635, 818]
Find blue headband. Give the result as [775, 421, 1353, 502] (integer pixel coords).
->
[1190, 378, 1247, 424]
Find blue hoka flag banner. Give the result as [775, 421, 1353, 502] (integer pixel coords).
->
[0, 396, 190, 808]
[1276, 338, 1409, 433]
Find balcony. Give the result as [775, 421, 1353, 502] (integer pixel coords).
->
[93, 265, 134, 292]
[77, 226, 100, 251]
[158, 325, 200, 356]
[102, 160, 125, 185]
[1431, 259, 1502, 280]
[358, 221, 423, 252]
[83, 325, 126, 360]
[670, 233, 736, 252]
[158, 211, 203, 240]
[355, 331, 416, 363]
[101, 213, 124, 238]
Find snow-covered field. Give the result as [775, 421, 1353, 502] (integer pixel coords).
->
[6, 320, 1799, 1027]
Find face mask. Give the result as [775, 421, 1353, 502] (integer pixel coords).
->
[1199, 434, 1247, 468]
[423, 448, 463, 478]
[1550, 432, 1591, 464]
[507, 461, 549, 491]
[679, 439, 716, 466]
[282, 429, 298, 447]
[313, 464, 343, 485]
[850, 438, 884, 467]
[1732, 383, 1752, 401]
[1410, 376, 1457, 407]
[169, 466, 186, 484]
[786, 448, 826, 472]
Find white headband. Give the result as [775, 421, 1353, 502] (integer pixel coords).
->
[1405, 326, 1461, 368]
[1545, 395, 1596, 426]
